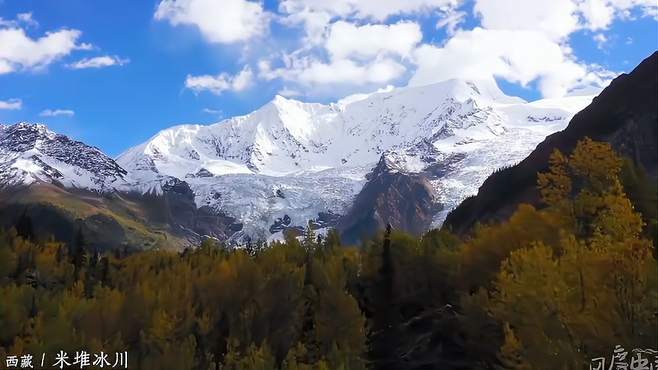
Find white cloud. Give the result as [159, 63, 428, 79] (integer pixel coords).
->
[251, 19, 418, 93]
[0, 12, 38, 29]
[297, 58, 406, 85]
[176, 0, 654, 99]
[278, 8, 332, 45]
[409, 28, 614, 98]
[277, 87, 302, 97]
[16, 13, 38, 28]
[326, 21, 422, 60]
[593, 33, 608, 49]
[0, 98, 22, 110]
[579, 0, 615, 29]
[279, 0, 460, 21]
[202, 108, 223, 115]
[436, 9, 467, 35]
[278, 0, 460, 45]
[67, 55, 129, 69]
[474, 0, 580, 39]
[185, 66, 254, 94]
[474, 0, 658, 38]
[407, 0, 657, 98]
[260, 52, 406, 88]
[155, 0, 269, 43]
[581, 0, 658, 27]
[0, 27, 86, 74]
[40, 109, 75, 117]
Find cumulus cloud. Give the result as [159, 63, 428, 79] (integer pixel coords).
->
[252, 20, 420, 92]
[409, 28, 614, 98]
[411, 0, 657, 97]
[185, 66, 254, 94]
[474, 0, 580, 39]
[326, 21, 422, 60]
[174, 0, 655, 99]
[0, 98, 22, 110]
[297, 58, 406, 85]
[155, 0, 269, 43]
[67, 55, 129, 69]
[257, 52, 408, 90]
[278, 0, 460, 45]
[39, 109, 75, 117]
[0, 27, 87, 74]
[279, 0, 460, 22]
[474, 0, 658, 37]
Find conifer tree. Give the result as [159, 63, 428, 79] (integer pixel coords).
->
[72, 228, 87, 282]
[367, 223, 400, 369]
[15, 210, 33, 241]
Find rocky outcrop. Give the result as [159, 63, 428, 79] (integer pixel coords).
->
[338, 155, 441, 244]
[137, 177, 243, 242]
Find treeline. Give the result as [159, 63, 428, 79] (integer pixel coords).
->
[0, 138, 656, 369]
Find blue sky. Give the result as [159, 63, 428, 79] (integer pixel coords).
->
[0, 0, 656, 156]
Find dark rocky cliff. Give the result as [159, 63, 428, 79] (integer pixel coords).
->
[338, 155, 441, 244]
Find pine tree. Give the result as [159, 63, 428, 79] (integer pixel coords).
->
[324, 229, 341, 252]
[367, 223, 400, 369]
[302, 223, 317, 253]
[72, 228, 87, 282]
[15, 209, 34, 241]
[299, 249, 320, 364]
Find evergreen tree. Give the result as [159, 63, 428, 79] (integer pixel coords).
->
[324, 229, 341, 252]
[15, 209, 33, 241]
[302, 223, 317, 253]
[367, 223, 400, 369]
[72, 228, 87, 282]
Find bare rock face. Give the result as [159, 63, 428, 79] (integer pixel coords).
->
[338, 155, 441, 244]
[136, 177, 243, 243]
[444, 51, 658, 235]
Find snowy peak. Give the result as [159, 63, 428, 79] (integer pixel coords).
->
[0, 122, 128, 191]
[118, 77, 587, 182]
[351, 77, 524, 108]
[118, 94, 341, 178]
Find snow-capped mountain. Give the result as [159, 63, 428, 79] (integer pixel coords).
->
[0, 123, 128, 191]
[0, 78, 594, 242]
[115, 78, 594, 240]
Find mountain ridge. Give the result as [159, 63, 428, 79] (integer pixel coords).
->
[0, 76, 597, 243]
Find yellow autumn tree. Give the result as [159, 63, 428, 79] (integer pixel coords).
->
[488, 138, 658, 369]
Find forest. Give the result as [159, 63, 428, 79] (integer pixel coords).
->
[0, 138, 656, 369]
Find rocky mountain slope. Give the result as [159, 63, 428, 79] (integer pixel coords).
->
[336, 155, 439, 244]
[443, 51, 658, 235]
